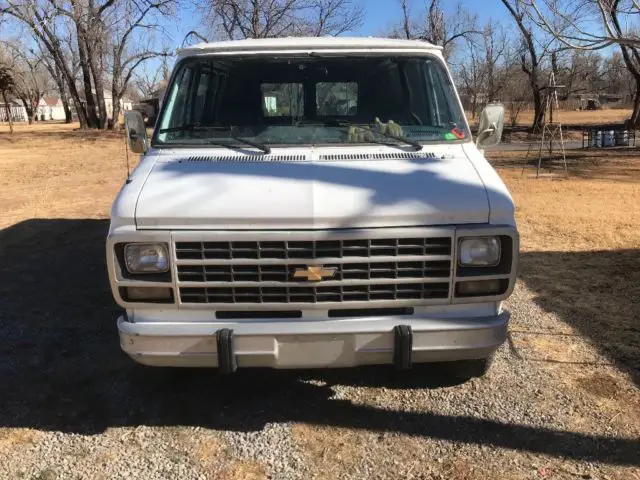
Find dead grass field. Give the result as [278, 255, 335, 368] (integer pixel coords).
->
[515, 108, 633, 126]
[467, 108, 633, 127]
[1, 122, 639, 478]
[486, 149, 640, 387]
[0, 122, 128, 228]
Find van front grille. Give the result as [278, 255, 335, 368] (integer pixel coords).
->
[174, 235, 453, 306]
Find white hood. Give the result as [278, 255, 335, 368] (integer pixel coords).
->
[134, 146, 492, 230]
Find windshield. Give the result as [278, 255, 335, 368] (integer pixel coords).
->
[154, 55, 470, 147]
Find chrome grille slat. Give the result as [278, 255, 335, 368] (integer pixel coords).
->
[177, 261, 451, 283]
[175, 238, 452, 260]
[179, 282, 450, 304]
[175, 236, 452, 305]
[174, 255, 452, 266]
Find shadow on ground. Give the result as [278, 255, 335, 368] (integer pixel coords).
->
[0, 128, 123, 143]
[518, 249, 640, 387]
[0, 219, 638, 467]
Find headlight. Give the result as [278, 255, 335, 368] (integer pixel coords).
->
[124, 243, 169, 273]
[458, 237, 501, 266]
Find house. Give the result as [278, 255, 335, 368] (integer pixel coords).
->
[0, 99, 27, 122]
[37, 96, 67, 121]
[103, 90, 133, 119]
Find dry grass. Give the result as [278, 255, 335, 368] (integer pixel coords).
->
[0, 122, 132, 228]
[467, 108, 632, 128]
[0, 428, 41, 451]
[490, 153, 640, 252]
[515, 108, 632, 126]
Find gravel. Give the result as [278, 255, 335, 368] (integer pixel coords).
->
[0, 223, 638, 479]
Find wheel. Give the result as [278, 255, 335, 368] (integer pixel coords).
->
[447, 356, 494, 380]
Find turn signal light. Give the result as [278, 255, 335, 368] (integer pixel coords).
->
[456, 280, 504, 297]
[121, 287, 173, 303]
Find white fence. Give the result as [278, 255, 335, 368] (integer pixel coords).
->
[0, 105, 28, 122]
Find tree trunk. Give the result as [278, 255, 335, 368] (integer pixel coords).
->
[61, 94, 73, 123]
[76, 31, 99, 128]
[52, 67, 73, 123]
[20, 98, 34, 125]
[630, 80, 640, 128]
[2, 90, 13, 134]
[532, 87, 544, 131]
[47, 43, 89, 127]
[111, 96, 121, 131]
[87, 41, 108, 129]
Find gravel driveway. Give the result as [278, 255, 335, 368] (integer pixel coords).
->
[1, 219, 638, 479]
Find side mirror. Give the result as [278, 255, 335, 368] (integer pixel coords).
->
[124, 111, 149, 154]
[476, 103, 505, 148]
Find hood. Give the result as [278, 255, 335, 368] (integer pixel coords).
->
[134, 147, 490, 230]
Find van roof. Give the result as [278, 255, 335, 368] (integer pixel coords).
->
[177, 36, 442, 58]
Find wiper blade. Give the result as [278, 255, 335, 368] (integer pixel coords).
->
[326, 120, 422, 152]
[157, 124, 270, 154]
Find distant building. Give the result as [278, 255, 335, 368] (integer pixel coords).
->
[103, 90, 133, 119]
[0, 99, 27, 122]
[37, 96, 67, 120]
[2, 91, 134, 123]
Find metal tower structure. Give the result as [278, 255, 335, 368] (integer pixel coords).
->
[522, 72, 568, 178]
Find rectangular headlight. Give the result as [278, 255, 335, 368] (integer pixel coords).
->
[124, 243, 169, 273]
[458, 237, 501, 266]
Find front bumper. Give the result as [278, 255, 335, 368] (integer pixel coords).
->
[118, 311, 509, 369]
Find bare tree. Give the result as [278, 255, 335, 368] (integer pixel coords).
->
[105, 0, 173, 128]
[1, 1, 93, 128]
[202, 0, 364, 40]
[459, 39, 484, 118]
[458, 20, 508, 118]
[482, 21, 507, 102]
[1, 0, 176, 129]
[502, 51, 532, 127]
[2, 42, 49, 124]
[39, 47, 73, 123]
[525, 0, 640, 126]
[0, 61, 15, 132]
[394, 0, 479, 59]
[134, 63, 162, 99]
[501, 0, 557, 130]
[525, 0, 640, 49]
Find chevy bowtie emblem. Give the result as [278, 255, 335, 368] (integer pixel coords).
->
[293, 265, 338, 281]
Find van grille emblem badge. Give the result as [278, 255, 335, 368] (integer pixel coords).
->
[292, 265, 338, 281]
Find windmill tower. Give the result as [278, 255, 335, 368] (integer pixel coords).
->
[522, 72, 568, 178]
[536, 72, 568, 177]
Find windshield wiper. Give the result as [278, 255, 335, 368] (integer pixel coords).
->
[325, 120, 422, 151]
[157, 124, 271, 154]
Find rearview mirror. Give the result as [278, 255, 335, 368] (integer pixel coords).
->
[476, 103, 505, 148]
[124, 111, 149, 154]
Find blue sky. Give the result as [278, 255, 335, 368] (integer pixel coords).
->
[357, 0, 509, 36]
[166, 0, 512, 49]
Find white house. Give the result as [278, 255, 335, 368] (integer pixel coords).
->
[103, 90, 133, 119]
[37, 97, 67, 121]
[0, 99, 27, 122]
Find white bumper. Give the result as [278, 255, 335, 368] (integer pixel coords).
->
[118, 312, 508, 369]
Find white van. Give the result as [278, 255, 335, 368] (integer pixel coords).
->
[109, 37, 518, 379]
